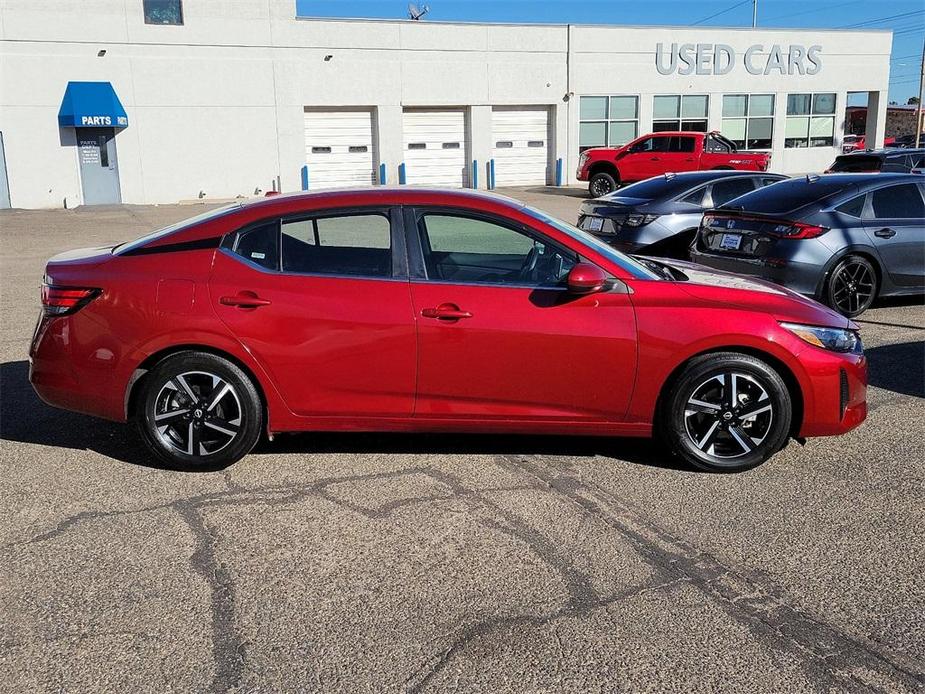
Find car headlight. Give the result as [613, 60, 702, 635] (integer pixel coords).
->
[625, 214, 659, 227]
[780, 322, 862, 354]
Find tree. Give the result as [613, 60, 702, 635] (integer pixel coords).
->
[908, 97, 920, 105]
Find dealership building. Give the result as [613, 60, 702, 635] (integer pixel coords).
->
[0, 1, 893, 209]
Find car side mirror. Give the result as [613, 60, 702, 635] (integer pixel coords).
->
[566, 263, 608, 294]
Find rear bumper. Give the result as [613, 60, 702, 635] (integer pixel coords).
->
[689, 249, 823, 297]
[29, 313, 126, 422]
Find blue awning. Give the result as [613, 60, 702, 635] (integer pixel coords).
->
[58, 81, 128, 128]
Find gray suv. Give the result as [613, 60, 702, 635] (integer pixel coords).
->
[690, 173, 925, 317]
[577, 171, 787, 258]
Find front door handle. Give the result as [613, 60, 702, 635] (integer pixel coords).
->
[220, 291, 272, 308]
[421, 303, 472, 321]
[874, 228, 896, 238]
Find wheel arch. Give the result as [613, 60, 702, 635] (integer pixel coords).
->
[125, 344, 270, 429]
[588, 161, 620, 181]
[815, 246, 884, 300]
[655, 345, 805, 438]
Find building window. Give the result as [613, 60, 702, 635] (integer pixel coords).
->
[653, 95, 709, 132]
[578, 96, 639, 152]
[143, 0, 183, 25]
[785, 93, 836, 148]
[722, 95, 774, 149]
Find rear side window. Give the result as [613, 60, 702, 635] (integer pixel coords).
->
[680, 187, 706, 205]
[281, 213, 391, 277]
[711, 178, 757, 207]
[868, 184, 925, 219]
[234, 222, 279, 270]
[669, 136, 696, 153]
[836, 195, 866, 218]
[830, 156, 882, 173]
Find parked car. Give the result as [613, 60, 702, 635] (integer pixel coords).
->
[577, 131, 772, 197]
[826, 149, 925, 174]
[888, 134, 920, 149]
[690, 173, 925, 317]
[842, 135, 896, 153]
[31, 188, 867, 473]
[576, 171, 787, 258]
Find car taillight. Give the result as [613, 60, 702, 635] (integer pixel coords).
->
[777, 222, 829, 239]
[41, 285, 101, 316]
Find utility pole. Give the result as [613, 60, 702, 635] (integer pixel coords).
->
[752, 0, 758, 28]
[917, 35, 924, 148]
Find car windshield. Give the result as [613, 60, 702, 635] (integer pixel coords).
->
[714, 178, 853, 214]
[113, 203, 241, 255]
[522, 206, 661, 280]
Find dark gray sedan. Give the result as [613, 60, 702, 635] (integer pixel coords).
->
[577, 171, 787, 258]
[690, 173, 925, 317]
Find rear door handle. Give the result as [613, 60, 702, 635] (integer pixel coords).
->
[874, 228, 896, 238]
[421, 303, 472, 321]
[220, 292, 272, 308]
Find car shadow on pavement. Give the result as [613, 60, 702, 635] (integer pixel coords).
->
[0, 359, 688, 473]
[864, 341, 925, 399]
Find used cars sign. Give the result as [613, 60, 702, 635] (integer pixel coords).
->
[655, 43, 822, 76]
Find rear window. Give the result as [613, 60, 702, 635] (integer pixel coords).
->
[713, 178, 853, 214]
[605, 176, 702, 200]
[829, 156, 882, 173]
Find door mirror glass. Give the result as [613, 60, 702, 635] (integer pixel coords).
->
[566, 263, 608, 294]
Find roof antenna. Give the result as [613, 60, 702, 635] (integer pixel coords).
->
[408, 3, 430, 20]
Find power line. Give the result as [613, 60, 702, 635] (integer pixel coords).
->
[762, 0, 865, 22]
[691, 0, 751, 26]
[841, 11, 923, 29]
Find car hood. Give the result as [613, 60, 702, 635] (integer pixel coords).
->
[651, 258, 855, 329]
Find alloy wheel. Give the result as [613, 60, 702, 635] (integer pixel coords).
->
[683, 372, 774, 460]
[153, 371, 243, 457]
[830, 259, 875, 315]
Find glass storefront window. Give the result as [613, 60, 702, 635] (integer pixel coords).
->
[722, 94, 774, 149]
[578, 95, 639, 151]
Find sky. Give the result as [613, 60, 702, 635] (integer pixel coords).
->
[295, 0, 924, 105]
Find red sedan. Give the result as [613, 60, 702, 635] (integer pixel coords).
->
[30, 189, 866, 472]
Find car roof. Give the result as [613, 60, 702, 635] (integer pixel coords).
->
[839, 148, 925, 158]
[237, 186, 528, 212]
[818, 172, 922, 183]
[637, 170, 784, 185]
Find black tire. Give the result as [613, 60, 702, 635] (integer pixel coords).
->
[589, 171, 618, 198]
[824, 255, 878, 318]
[135, 351, 263, 470]
[661, 352, 792, 473]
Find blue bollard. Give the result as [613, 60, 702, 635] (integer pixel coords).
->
[301, 165, 309, 191]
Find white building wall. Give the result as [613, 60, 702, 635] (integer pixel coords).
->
[0, 0, 892, 208]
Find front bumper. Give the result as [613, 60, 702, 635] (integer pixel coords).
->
[796, 345, 867, 438]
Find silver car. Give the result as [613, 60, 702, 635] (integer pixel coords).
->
[578, 171, 787, 259]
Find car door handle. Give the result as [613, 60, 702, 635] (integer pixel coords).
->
[421, 303, 472, 321]
[874, 228, 896, 238]
[649, 157, 661, 161]
[220, 292, 272, 308]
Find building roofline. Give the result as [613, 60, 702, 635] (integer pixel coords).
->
[293, 15, 893, 34]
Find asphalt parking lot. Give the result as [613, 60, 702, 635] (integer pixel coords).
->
[1, 187, 924, 693]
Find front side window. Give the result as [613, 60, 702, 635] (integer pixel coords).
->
[281, 213, 391, 277]
[143, 0, 183, 25]
[578, 95, 639, 152]
[653, 95, 709, 133]
[785, 93, 836, 148]
[722, 94, 774, 149]
[867, 184, 925, 219]
[630, 136, 669, 153]
[417, 213, 576, 287]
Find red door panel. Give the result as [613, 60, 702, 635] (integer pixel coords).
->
[410, 282, 638, 421]
[210, 251, 416, 418]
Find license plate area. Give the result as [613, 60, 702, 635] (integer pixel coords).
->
[720, 233, 742, 250]
[582, 216, 604, 232]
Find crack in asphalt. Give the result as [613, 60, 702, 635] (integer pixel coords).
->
[504, 454, 925, 693]
[4, 460, 923, 693]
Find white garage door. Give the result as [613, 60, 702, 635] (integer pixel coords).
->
[402, 109, 468, 187]
[303, 109, 376, 190]
[491, 107, 549, 187]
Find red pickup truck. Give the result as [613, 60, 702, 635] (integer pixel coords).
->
[577, 131, 772, 197]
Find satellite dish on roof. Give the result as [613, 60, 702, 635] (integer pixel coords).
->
[408, 3, 430, 20]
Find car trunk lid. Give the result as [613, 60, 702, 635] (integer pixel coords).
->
[696, 211, 826, 259]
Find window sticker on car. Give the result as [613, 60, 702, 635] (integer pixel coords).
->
[251, 252, 266, 259]
[720, 233, 742, 250]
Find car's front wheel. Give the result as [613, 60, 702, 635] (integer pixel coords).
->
[136, 352, 263, 470]
[662, 353, 792, 472]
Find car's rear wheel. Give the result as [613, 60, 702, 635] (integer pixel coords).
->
[589, 171, 618, 198]
[136, 352, 262, 470]
[825, 255, 877, 317]
[662, 353, 792, 473]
